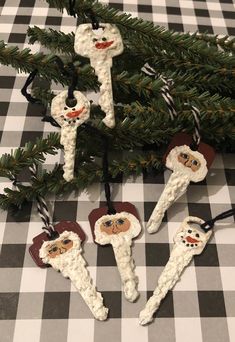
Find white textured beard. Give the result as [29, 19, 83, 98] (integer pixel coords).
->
[94, 212, 142, 302]
[147, 145, 208, 234]
[39, 231, 108, 321]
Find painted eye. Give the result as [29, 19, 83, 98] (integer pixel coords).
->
[116, 219, 125, 225]
[195, 233, 200, 238]
[49, 246, 58, 253]
[181, 153, 189, 159]
[62, 239, 71, 245]
[192, 160, 198, 166]
[104, 220, 112, 227]
[64, 107, 68, 110]
[188, 229, 192, 233]
[93, 38, 98, 42]
[102, 37, 107, 41]
[72, 108, 76, 111]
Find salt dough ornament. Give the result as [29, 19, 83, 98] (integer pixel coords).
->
[51, 90, 90, 181]
[89, 202, 141, 302]
[147, 133, 215, 234]
[29, 221, 108, 321]
[74, 23, 124, 128]
[139, 216, 212, 325]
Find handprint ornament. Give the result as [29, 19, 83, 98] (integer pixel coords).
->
[147, 133, 215, 234]
[89, 202, 142, 302]
[51, 90, 90, 182]
[74, 23, 124, 128]
[139, 216, 212, 325]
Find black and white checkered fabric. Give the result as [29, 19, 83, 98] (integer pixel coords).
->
[0, 1, 235, 342]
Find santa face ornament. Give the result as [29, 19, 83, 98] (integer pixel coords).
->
[89, 202, 142, 302]
[51, 90, 90, 182]
[147, 133, 215, 234]
[29, 221, 108, 321]
[74, 23, 124, 128]
[139, 216, 212, 325]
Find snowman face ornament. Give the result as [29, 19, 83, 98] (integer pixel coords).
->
[74, 24, 124, 128]
[139, 216, 212, 325]
[51, 90, 90, 128]
[174, 216, 212, 255]
[74, 23, 124, 59]
[51, 90, 90, 182]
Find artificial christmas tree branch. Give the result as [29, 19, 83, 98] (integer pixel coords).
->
[0, 41, 67, 84]
[0, 152, 162, 210]
[45, 0, 235, 67]
[26, 26, 235, 97]
[0, 133, 60, 178]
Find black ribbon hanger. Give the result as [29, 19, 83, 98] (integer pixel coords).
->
[21, 57, 78, 128]
[81, 123, 116, 215]
[200, 208, 235, 232]
[68, 0, 99, 29]
[29, 163, 59, 240]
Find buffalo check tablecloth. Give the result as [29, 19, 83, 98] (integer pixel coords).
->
[0, 0, 235, 341]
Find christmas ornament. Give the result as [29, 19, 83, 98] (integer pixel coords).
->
[51, 90, 90, 181]
[139, 216, 211, 325]
[88, 133, 142, 302]
[147, 133, 215, 234]
[28, 164, 108, 321]
[140, 208, 235, 325]
[74, 23, 124, 128]
[89, 202, 141, 302]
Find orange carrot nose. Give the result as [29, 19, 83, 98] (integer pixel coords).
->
[66, 107, 85, 118]
[186, 236, 199, 243]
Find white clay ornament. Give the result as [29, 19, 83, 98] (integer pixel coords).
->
[89, 203, 141, 302]
[74, 24, 124, 128]
[147, 133, 215, 234]
[51, 90, 90, 182]
[29, 221, 108, 321]
[139, 216, 212, 325]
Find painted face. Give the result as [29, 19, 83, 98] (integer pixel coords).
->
[178, 228, 202, 249]
[74, 24, 124, 59]
[51, 90, 90, 128]
[177, 152, 201, 172]
[47, 237, 73, 258]
[60, 104, 87, 126]
[92, 36, 114, 50]
[100, 217, 131, 235]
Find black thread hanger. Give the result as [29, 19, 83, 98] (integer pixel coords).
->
[68, 0, 100, 29]
[200, 208, 235, 232]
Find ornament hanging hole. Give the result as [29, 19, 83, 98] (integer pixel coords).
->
[92, 27, 105, 35]
[65, 97, 77, 108]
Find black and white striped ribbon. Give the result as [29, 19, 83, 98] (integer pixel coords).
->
[191, 105, 201, 147]
[29, 163, 55, 237]
[142, 63, 177, 120]
[142, 63, 202, 148]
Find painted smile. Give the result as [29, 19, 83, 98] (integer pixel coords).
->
[95, 41, 114, 49]
[186, 236, 199, 243]
[66, 107, 85, 118]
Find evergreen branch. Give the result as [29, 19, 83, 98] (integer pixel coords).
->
[0, 41, 67, 84]
[45, 0, 235, 68]
[0, 133, 60, 178]
[27, 26, 75, 55]
[195, 33, 235, 54]
[31, 87, 56, 106]
[0, 152, 162, 210]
